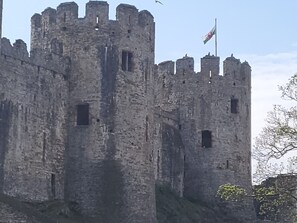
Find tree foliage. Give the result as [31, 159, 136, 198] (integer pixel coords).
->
[217, 177, 297, 222]
[217, 184, 247, 202]
[253, 73, 297, 183]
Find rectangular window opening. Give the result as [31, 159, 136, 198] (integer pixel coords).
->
[122, 51, 133, 72]
[145, 116, 149, 142]
[51, 174, 56, 198]
[42, 132, 46, 163]
[231, 98, 239, 114]
[77, 104, 89, 125]
[202, 130, 212, 148]
[157, 150, 160, 177]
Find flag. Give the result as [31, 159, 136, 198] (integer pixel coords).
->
[203, 26, 216, 44]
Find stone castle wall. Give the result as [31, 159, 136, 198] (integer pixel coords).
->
[0, 38, 68, 202]
[29, 2, 157, 222]
[154, 54, 255, 221]
[0, 1, 255, 222]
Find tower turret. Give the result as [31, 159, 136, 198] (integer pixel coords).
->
[26, 2, 157, 222]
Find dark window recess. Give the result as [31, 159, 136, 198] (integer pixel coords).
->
[145, 116, 149, 142]
[42, 132, 46, 163]
[202, 130, 212, 148]
[77, 104, 89, 125]
[226, 160, 229, 169]
[51, 174, 56, 198]
[157, 150, 160, 176]
[122, 51, 133, 72]
[231, 98, 239, 114]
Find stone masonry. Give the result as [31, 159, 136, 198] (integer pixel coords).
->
[0, 1, 256, 222]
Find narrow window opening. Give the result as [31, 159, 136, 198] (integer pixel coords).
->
[157, 150, 160, 177]
[63, 12, 66, 22]
[128, 29, 131, 34]
[226, 160, 229, 169]
[128, 15, 131, 25]
[122, 51, 133, 72]
[95, 16, 99, 30]
[42, 132, 46, 163]
[183, 155, 186, 179]
[208, 70, 212, 83]
[76, 104, 89, 125]
[202, 130, 212, 148]
[51, 174, 56, 198]
[231, 98, 239, 114]
[179, 124, 182, 130]
[145, 116, 149, 142]
[182, 80, 185, 84]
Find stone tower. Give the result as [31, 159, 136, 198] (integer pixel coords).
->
[153, 54, 255, 221]
[30, 2, 156, 222]
[181, 55, 255, 221]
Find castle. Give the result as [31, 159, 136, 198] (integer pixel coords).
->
[0, 1, 256, 222]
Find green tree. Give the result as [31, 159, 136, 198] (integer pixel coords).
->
[254, 73, 297, 182]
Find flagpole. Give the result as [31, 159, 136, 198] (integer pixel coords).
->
[215, 18, 217, 57]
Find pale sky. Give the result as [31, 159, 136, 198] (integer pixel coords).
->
[2, 0, 297, 174]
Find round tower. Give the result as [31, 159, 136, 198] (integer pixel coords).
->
[31, 2, 156, 222]
[179, 54, 255, 221]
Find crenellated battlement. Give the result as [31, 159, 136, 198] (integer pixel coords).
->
[57, 2, 79, 23]
[1, 38, 69, 76]
[30, 1, 155, 52]
[157, 61, 174, 76]
[176, 56, 194, 74]
[86, 1, 109, 26]
[156, 54, 250, 84]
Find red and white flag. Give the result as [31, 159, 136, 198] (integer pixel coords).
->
[203, 26, 216, 44]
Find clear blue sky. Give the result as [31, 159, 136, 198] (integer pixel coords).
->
[2, 0, 297, 174]
[3, 0, 297, 61]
